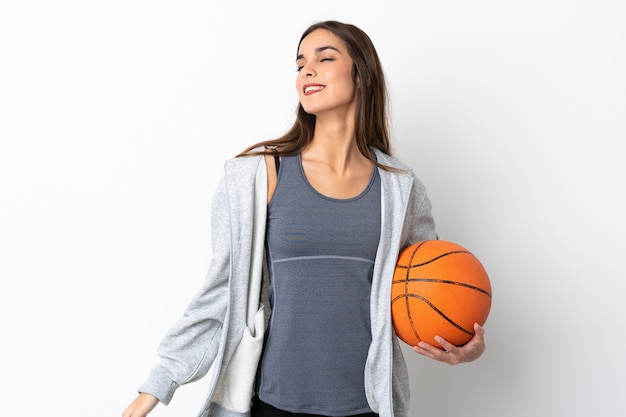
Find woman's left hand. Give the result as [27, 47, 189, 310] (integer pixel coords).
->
[412, 323, 485, 365]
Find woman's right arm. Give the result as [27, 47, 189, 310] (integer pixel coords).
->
[121, 177, 234, 414]
[122, 393, 159, 417]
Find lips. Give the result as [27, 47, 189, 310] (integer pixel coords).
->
[303, 84, 325, 95]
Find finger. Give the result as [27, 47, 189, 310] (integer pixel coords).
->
[414, 342, 460, 365]
[417, 339, 448, 351]
[474, 323, 485, 338]
[414, 341, 450, 359]
[463, 324, 485, 347]
[434, 335, 457, 353]
[413, 341, 442, 357]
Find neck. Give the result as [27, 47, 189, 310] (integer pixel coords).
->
[303, 124, 368, 176]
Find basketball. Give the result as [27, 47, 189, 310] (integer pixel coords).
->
[391, 240, 492, 349]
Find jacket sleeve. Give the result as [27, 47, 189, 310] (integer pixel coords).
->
[401, 172, 438, 247]
[137, 177, 232, 405]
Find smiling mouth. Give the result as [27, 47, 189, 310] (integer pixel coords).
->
[304, 85, 324, 95]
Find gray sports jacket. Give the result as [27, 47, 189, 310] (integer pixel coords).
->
[137, 148, 437, 417]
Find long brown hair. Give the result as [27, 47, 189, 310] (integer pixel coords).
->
[238, 20, 393, 165]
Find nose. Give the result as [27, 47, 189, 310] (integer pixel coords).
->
[300, 61, 316, 77]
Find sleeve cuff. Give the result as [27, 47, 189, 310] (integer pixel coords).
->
[137, 368, 180, 405]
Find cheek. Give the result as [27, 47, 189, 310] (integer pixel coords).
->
[337, 68, 357, 92]
[295, 77, 306, 99]
[337, 76, 357, 99]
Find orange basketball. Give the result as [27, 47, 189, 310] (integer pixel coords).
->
[391, 240, 492, 349]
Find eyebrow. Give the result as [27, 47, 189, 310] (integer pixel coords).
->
[296, 45, 341, 61]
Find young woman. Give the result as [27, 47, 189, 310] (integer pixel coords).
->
[123, 20, 485, 417]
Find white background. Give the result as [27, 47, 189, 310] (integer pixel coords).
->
[1, 1, 624, 416]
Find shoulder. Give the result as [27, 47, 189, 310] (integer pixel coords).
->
[372, 148, 412, 173]
[224, 151, 265, 173]
[215, 152, 266, 200]
[373, 149, 431, 196]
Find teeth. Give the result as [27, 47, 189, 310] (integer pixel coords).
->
[305, 85, 324, 93]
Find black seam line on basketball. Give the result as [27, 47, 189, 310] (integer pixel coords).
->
[402, 242, 428, 342]
[405, 245, 421, 280]
[392, 278, 492, 298]
[403, 259, 415, 341]
[391, 294, 422, 342]
[397, 250, 472, 269]
[393, 294, 475, 336]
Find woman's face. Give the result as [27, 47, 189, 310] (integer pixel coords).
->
[295, 29, 357, 117]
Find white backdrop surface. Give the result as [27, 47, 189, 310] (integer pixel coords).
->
[1, 1, 624, 416]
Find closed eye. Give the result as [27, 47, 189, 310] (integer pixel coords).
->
[295, 56, 334, 72]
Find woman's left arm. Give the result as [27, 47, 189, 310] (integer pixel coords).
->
[412, 323, 486, 365]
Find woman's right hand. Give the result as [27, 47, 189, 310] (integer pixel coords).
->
[122, 393, 159, 417]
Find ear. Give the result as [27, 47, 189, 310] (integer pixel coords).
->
[357, 76, 372, 89]
[354, 70, 371, 88]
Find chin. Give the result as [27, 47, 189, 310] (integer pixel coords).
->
[300, 104, 320, 115]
